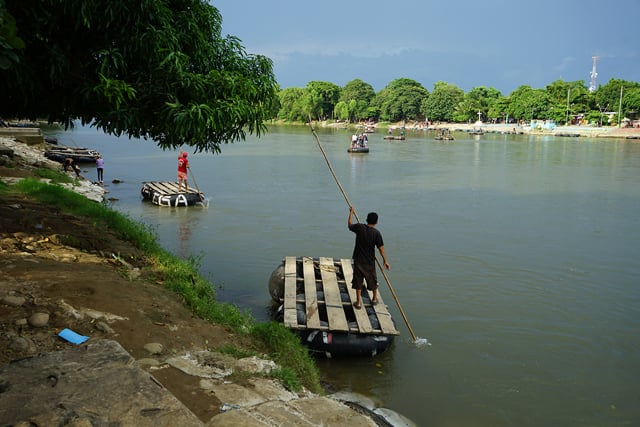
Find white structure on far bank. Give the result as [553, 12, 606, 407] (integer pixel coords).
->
[589, 56, 598, 93]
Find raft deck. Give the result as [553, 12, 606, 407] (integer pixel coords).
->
[282, 256, 399, 336]
[141, 181, 204, 207]
[143, 181, 200, 195]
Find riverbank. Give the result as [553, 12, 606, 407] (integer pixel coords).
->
[322, 119, 640, 139]
[0, 136, 411, 426]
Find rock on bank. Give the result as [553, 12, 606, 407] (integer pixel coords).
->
[0, 339, 385, 426]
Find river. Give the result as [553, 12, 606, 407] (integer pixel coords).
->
[45, 124, 640, 427]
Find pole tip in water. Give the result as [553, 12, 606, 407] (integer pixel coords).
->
[413, 337, 430, 347]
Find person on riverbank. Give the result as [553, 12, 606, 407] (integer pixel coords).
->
[96, 155, 104, 184]
[63, 157, 81, 178]
[348, 206, 390, 309]
[177, 151, 190, 192]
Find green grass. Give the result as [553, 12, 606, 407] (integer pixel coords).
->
[33, 167, 74, 184]
[6, 178, 322, 393]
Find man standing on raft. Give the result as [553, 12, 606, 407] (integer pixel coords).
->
[177, 151, 190, 192]
[348, 206, 390, 309]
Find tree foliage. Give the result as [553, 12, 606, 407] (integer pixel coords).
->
[304, 81, 341, 121]
[339, 79, 375, 121]
[421, 81, 463, 122]
[277, 87, 306, 121]
[0, 0, 279, 153]
[372, 78, 429, 122]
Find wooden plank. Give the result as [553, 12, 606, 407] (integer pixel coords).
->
[302, 257, 321, 329]
[149, 182, 171, 194]
[158, 181, 174, 191]
[147, 181, 199, 196]
[318, 257, 349, 332]
[156, 182, 177, 193]
[370, 293, 400, 335]
[340, 258, 374, 333]
[283, 256, 299, 328]
[341, 258, 399, 335]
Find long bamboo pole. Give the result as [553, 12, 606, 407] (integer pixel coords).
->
[308, 119, 418, 342]
[188, 166, 205, 203]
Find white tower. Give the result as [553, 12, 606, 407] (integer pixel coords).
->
[589, 56, 598, 93]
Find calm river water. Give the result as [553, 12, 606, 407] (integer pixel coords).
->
[46, 124, 640, 427]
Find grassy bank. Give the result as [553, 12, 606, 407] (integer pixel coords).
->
[4, 175, 322, 394]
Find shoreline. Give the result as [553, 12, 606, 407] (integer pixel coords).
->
[323, 120, 640, 139]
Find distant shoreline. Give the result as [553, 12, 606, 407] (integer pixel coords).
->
[315, 120, 640, 140]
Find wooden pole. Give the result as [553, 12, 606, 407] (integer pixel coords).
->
[308, 119, 418, 342]
[188, 167, 205, 202]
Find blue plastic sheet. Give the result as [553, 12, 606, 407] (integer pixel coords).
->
[58, 328, 89, 344]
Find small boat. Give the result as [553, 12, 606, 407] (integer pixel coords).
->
[469, 128, 484, 135]
[348, 134, 369, 153]
[141, 181, 205, 207]
[383, 135, 405, 140]
[347, 146, 369, 153]
[269, 256, 398, 358]
[434, 130, 454, 141]
[44, 145, 101, 163]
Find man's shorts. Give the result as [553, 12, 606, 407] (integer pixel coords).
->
[351, 263, 378, 291]
[177, 171, 188, 180]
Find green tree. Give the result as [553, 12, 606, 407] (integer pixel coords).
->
[452, 100, 476, 123]
[277, 87, 306, 121]
[623, 87, 640, 115]
[0, 0, 278, 153]
[455, 86, 502, 123]
[593, 79, 640, 111]
[334, 101, 349, 121]
[595, 79, 640, 126]
[304, 81, 341, 120]
[421, 81, 463, 122]
[340, 79, 375, 121]
[545, 79, 589, 124]
[487, 96, 511, 123]
[0, 0, 24, 70]
[372, 78, 428, 122]
[505, 85, 553, 122]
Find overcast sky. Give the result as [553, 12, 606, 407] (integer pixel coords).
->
[215, 0, 639, 95]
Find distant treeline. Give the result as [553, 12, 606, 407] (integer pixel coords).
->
[276, 77, 640, 126]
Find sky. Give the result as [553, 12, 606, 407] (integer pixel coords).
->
[214, 0, 639, 95]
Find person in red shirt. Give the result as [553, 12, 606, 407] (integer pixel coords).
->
[177, 152, 190, 192]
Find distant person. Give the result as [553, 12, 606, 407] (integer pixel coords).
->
[63, 157, 81, 178]
[95, 155, 104, 184]
[177, 151, 190, 192]
[348, 206, 390, 309]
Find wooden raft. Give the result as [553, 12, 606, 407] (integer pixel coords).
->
[283, 256, 399, 336]
[143, 181, 200, 196]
